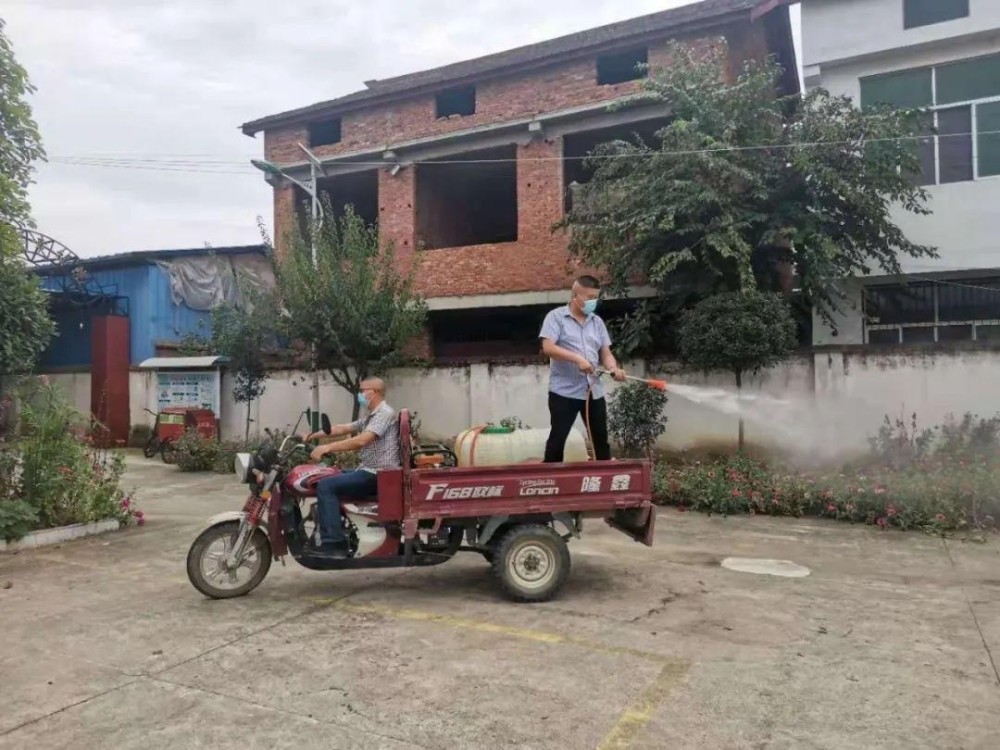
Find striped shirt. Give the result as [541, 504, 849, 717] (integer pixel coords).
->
[350, 402, 401, 472]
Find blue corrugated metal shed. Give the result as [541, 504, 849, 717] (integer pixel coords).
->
[37, 245, 269, 368]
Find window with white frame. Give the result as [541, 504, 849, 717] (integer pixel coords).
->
[860, 53, 1000, 185]
[864, 279, 1000, 345]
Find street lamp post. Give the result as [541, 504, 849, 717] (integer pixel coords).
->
[251, 145, 327, 432]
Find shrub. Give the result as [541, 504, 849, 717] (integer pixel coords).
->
[865, 410, 1000, 469]
[656, 455, 809, 518]
[655, 453, 1000, 535]
[608, 381, 668, 458]
[937, 412, 1000, 459]
[0, 499, 38, 542]
[0, 379, 141, 539]
[173, 429, 221, 473]
[865, 412, 935, 468]
[174, 430, 324, 474]
[213, 438, 265, 475]
[808, 463, 998, 532]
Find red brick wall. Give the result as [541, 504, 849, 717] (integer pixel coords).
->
[412, 138, 583, 297]
[263, 35, 728, 164]
[379, 166, 417, 265]
[265, 23, 771, 299]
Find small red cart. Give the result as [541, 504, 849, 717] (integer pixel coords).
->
[143, 407, 217, 463]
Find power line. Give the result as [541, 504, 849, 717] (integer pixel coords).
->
[47, 129, 1000, 169]
[47, 159, 253, 175]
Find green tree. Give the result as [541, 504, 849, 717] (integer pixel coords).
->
[562, 41, 934, 328]
[0, 19, 53, 377]
[0, 18, 45, 242]
[210, 280, 275, 439]
[275, 204, 427, 420]
[0, 258, 55, 377]
[677, 291, 797, 450]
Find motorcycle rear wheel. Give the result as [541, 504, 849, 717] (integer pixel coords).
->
[160, 439, 178, 465]
[187, 521, 272, 599]
[143, 436, 159, 459]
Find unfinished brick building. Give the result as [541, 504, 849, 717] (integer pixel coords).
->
[242, 0, 797, 360]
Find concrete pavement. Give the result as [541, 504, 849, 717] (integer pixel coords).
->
[1, 454, 998, 749]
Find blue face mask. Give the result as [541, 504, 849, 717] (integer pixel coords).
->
[582, 299, 598, 316]
[356, 392, 369, 410]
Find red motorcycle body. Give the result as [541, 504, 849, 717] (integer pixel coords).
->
[283, 464, 343, 497]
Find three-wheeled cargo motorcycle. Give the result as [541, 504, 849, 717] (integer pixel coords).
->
[186, 410, 656, 602]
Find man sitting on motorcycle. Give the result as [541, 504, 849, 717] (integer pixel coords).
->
[306, 377, 400, 559]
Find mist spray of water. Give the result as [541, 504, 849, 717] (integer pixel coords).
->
[661, 381, 880, 467]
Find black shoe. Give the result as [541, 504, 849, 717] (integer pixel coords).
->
[311, 542, 349, 560]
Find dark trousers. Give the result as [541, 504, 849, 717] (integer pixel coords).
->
[544, 391, 611, 463]
[315, 470, 378, 545]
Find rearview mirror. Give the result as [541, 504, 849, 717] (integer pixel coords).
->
[321, 413, 332, 435]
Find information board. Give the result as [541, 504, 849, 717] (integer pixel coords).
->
[156, 371, 220, 413]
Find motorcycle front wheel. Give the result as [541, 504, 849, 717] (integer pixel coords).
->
[186, 521, 272, 599]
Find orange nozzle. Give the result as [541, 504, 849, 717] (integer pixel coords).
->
[648, 379, 668, 391]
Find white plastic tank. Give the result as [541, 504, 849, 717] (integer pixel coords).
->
[454, 426, 589, 466]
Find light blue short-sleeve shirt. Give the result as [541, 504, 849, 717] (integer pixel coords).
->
[539, 305, 612, 400]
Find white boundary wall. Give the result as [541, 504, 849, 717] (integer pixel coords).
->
[46, 347, 1000, 462]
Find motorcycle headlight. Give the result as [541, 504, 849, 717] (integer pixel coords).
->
[234, 453, 253, 484]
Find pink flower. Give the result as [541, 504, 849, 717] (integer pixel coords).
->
[876, 516, 887, 528]
[935, 513, 946, 523]
[120, 497, 131, 510]
[135, 510, 145, 526]
[826, 503, 837, 513]
[731, 489, 743, 498]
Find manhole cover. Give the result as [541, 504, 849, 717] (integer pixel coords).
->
[720, 557, 810, 578]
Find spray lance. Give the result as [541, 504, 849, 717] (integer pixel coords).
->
[594, 369, 668, 390]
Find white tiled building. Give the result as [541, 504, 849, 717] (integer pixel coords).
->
[800, 0, 1000, 346]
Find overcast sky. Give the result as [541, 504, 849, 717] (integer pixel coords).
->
[5, 0, 801, 258]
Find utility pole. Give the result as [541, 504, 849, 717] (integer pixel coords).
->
[251, 144, 327, 431]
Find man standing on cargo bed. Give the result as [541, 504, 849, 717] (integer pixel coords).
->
[539, 275, 626, 462]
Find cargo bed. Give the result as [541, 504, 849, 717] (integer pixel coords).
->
[401, 459, 656, 546]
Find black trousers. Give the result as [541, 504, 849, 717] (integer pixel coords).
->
[544, 391, 611, 462]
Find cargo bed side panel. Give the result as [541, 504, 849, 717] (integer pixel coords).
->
[407, 460, 651, 519]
